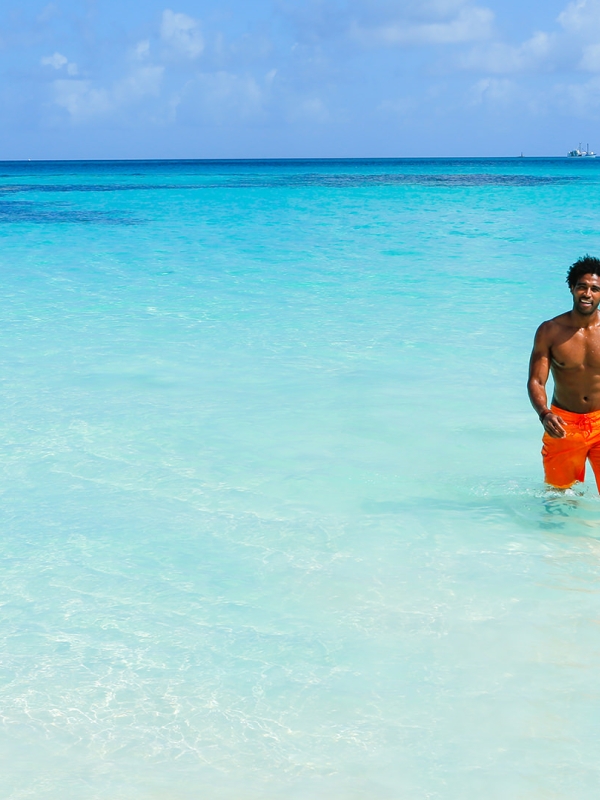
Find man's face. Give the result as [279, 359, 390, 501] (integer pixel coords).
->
[571, 273, 600, 315]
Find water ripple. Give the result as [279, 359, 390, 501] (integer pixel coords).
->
[0, 200, 140, 224]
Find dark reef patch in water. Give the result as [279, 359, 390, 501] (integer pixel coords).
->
[0, 200, 141, 224]
[0, 174, 581, 194]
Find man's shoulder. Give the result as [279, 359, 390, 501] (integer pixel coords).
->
[539, 312, 572, 332]
[534, 313, 572, 343]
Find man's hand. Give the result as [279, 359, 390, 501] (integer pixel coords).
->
[542, 412, 567, 438]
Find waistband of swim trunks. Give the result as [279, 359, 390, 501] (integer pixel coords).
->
[550, 404, 600, 421]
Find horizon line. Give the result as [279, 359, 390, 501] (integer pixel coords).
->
[0, 154, 584, 164]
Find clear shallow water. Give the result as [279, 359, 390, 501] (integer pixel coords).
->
[2, 158, 600, 798]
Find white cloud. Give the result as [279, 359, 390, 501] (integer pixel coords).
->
[461, 31, 553, 73]
[581, 42, 600, 69]
[283, 0, 494, 46]
[194, 71, 263, 119]
[470, 77, 515, 104]
[558, 0, 600, 38]
[113, 66, 164, 104]
[134, 40, 151, 61]
[160, 9, 204, 59]
[41, 52, 68, 69]
[42, 52, 78, 76]
[52, 66, 164, 121]
[351, 5, 494, 46]
[289, 96, 329, 122]
[555, 75, 600, 115]
[456, 0, 600, 76]
[53, 80, 111, 119]
[559, 1, 600, 69]
[555, 0, 600, 74]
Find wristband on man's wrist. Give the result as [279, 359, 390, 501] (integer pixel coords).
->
[539, 409, 551, 423]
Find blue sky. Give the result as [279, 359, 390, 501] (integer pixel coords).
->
[2, 0, 600, 158]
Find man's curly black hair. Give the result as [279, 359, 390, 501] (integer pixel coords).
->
[566, 255, 600, 288]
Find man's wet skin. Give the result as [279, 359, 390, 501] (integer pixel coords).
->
[528, 273, 600, 438]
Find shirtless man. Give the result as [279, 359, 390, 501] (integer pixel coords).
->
[528, 255, 600, 490]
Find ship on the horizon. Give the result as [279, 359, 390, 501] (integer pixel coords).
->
[568, 142, 596, 157]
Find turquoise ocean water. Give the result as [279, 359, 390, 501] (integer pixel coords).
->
[2, 158, 600, 799]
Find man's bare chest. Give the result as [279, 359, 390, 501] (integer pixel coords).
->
[551, 332, 600, 370]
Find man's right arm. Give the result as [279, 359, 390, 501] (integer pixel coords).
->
[528, 323, 566, 438]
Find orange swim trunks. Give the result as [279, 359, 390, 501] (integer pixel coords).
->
[542, 405, 600, 489]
